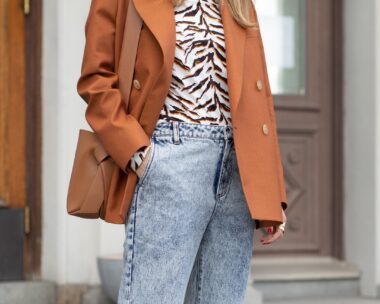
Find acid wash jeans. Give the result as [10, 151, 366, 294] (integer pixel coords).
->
[117, 120, 255, 304]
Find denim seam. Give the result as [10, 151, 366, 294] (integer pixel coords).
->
[217, 156, 234, 200]
[125, 187, 140, 304]
[215, 140, 232, 199]
[195, 241, 205, 304]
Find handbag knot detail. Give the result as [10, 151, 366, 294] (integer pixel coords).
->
[67, 130, 114, 219]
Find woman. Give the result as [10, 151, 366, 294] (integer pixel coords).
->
[77, 0, 288, 302]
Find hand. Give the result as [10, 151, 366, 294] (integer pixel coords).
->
[260, 208, 287, 245]
[135, 145, 152, 179]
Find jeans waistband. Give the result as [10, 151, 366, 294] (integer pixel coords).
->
[152, 121, 234, 141]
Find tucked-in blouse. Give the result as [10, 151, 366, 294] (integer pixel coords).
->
[157, 0, 232, 126]
[130, 0, 231, 172]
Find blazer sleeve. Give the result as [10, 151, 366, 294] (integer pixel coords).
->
[77, 0, 150, 173]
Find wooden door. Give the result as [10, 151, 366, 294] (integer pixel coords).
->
[253, 0, 343, 257]
[0, 0, 42, 279]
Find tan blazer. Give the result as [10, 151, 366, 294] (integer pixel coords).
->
[77, 0, 288, 229]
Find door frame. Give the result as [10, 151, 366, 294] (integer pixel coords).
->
[261, 0, 344, 257]
[331, 0, 343, 259]
[24, 0, 42, 279]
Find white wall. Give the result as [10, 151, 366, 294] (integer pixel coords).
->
[344, 0, 380, 297]
[42, 0, 125, 285]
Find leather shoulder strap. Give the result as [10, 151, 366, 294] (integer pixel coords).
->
[118, 0, 143, 110]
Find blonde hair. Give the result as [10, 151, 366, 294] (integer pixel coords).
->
[172, 0, 256, 28]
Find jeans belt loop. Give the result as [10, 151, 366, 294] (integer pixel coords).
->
[172, 121, 180, 145]
[223, 126, 229, 141]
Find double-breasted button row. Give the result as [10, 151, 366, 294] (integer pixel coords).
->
[133, 79, 141, 90]
[256, 79, 269, 135]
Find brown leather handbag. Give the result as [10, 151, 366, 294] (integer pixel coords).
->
[66, 0, 142, 219]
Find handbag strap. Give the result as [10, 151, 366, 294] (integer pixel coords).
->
[118, 0, 143, 110]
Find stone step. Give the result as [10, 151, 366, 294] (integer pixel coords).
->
[0, 281, 55, 304]
[0, 257, 362, 304]
[266, 297, 380, 304]
[82, 287, 113, 304]
[247, 256, 361, 301]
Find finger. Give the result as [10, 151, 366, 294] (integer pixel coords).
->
[262, 225, 283, 240]
[261, 232, 279, 244]
[261, 232, 280, 245]
[260, 229, 282, 245]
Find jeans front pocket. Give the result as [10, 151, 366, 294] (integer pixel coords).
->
[135, 138, 157, 189]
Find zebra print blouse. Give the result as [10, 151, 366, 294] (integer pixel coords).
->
[156, 0, 232, 126]
[130, 0, 231, 173]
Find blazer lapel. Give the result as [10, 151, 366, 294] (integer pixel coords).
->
[132, 0, 176, 68]
[132, 0, 246, 118]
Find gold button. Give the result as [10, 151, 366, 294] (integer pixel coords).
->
[262, 124, 269, 135]
[133, 79, 141, 90]
[256, 80, 263, 91]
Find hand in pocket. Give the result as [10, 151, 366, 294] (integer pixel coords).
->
[135, 145, 153, 179]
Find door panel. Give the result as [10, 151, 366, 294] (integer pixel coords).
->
[0, 0, 26, 209]
[253, 0, 339, 257]
[0, 209, 24, 280]
[0, 0, 42, 279]
[0, 0, 26, 281]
